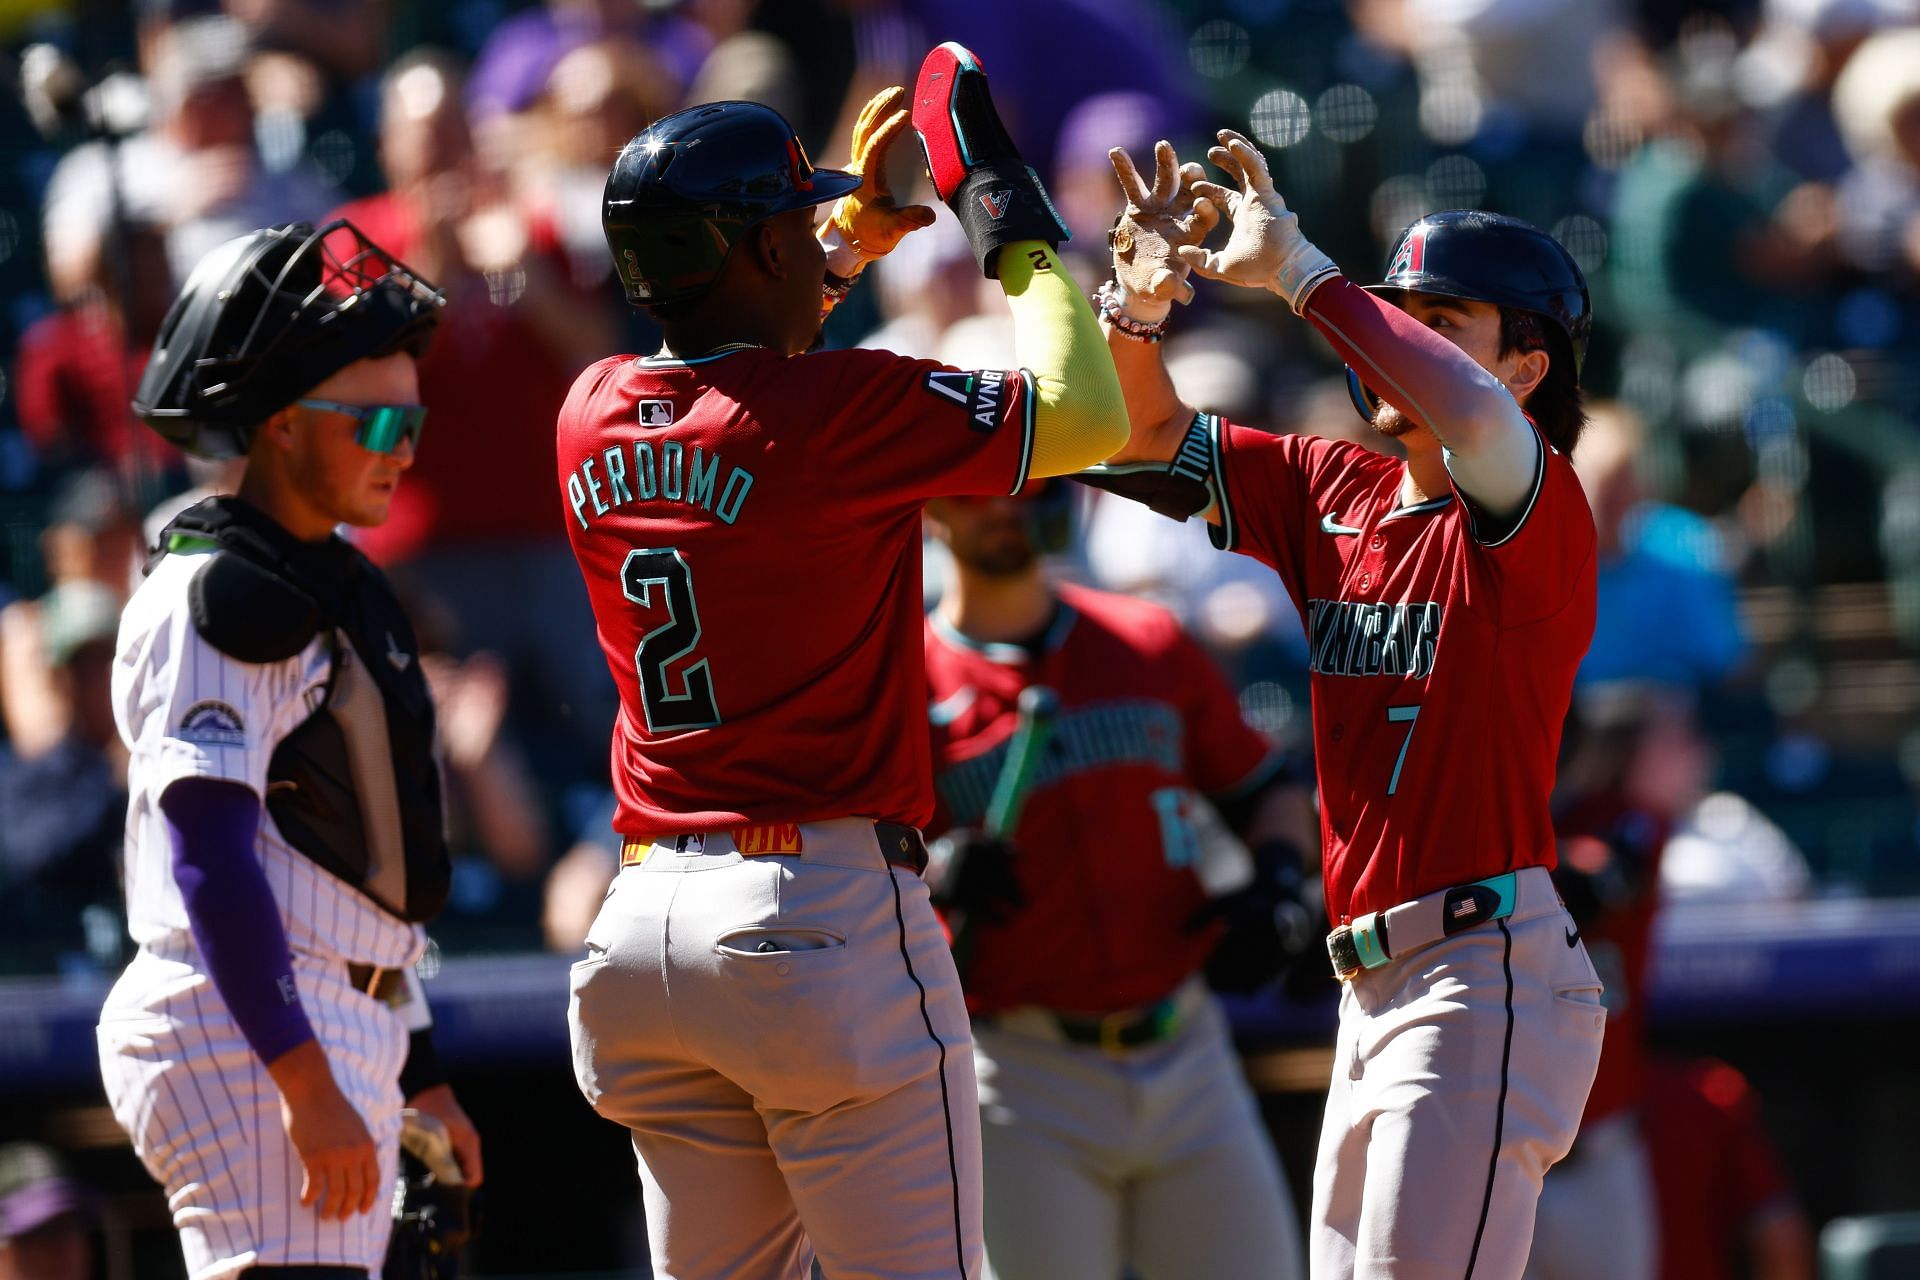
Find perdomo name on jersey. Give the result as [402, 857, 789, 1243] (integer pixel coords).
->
[1307, 598, 1444, 679]
[567, 441, 757, 530]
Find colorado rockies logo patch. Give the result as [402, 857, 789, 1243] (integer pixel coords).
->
[979, 189, 1013, 221]
[178, 699, 246, 747]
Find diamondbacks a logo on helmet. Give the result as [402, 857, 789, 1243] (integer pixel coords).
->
[980, 189, 1014, 221]
[1390, 224, 1429, 279]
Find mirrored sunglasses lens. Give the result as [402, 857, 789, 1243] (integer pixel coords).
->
[356, 407, 426, 453]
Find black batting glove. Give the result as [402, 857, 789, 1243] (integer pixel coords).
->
[1185, 840, 1320, 995]
[927, 828, 1027, 928]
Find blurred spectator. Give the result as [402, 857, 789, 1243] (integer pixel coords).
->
[541, 792, 618, 953]
[0, 581, 127, 972]
[1574, 403, 1749, 688]
[467, 0, 709, 150]
[11, 218, 174, 480]
[1608, 24, 1832, 351]
[0, 471, 141, 758]
[1829, 24, 1920, 279]
[892, 0, 1201, 182]
[40, 13, 343, 287]
[0, 1143, 96, 1280]
[331, 49, 616, 756]
[1642, 1056, 1818, 1280]
[397, 575, 554, 948]
[513, 38, 680, 295]
[1742, 0, 1919, 185]
[681, 0, 803, 125]
[1661, 788, 1814, 902]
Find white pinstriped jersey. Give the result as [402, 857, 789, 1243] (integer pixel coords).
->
[113, 549, 423, 970]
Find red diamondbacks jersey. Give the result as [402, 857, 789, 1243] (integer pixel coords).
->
[924, 584, 1277, 1016]
[558, 345, 1036, 836]
[1209, 416, 1596, 923]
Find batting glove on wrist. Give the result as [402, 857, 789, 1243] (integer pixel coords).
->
[1181, 130, 1340, 314]
[1106, 140, 1221, 324]
[927, 828, 1027, 928]
[824, 85, 937, 271]
[912, 42, 1070, 278]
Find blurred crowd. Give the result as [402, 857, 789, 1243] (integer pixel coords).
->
[0, 0, 1917, 985]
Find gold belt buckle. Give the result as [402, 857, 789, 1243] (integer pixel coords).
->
[1099, 1010, 1132, 1056]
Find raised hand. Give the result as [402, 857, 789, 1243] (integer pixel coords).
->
[828, 85, 937, 264]
[1107, 140, 1221, 321]
[1179, 129, 1339, 313]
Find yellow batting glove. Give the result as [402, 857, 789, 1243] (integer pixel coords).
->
[827, 86, 937, 263]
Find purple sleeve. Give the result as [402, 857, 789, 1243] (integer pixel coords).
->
[162, 777, 316, 1065]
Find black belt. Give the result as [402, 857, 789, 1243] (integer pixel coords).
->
[346, 962, 410, 1007]
[1039, 997, 1183, 1053]
[873, 821, 931, 875]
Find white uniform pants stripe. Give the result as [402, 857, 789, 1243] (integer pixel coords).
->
[1309, 868, 1605, 1280]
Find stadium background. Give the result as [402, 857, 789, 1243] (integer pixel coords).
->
[0, 0, 1917, 1275]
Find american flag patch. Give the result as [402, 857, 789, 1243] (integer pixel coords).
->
[1451, 898, 1479, 919]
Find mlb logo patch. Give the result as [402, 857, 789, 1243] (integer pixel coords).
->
[980, 189, 1013, 221]
[639, 400, 675, 427]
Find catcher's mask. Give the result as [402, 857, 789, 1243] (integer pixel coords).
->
[601, 100, 860, 308]
[1345, 209, 1590, 423]
[134, 220, 444, 459]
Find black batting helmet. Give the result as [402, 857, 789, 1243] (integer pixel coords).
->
[134, 220, 443, 459]
[602, 100, 860, 307]
[1347, 210, 1591, 419]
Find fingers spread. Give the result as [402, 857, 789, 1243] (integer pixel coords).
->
[866, 109, 910, 163]
[1149, 139, 1179, 206]
[1109, 146, 1151, 207]
[1222, 135, 1274, 193]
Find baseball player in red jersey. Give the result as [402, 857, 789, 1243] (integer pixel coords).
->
[919, 481, 1311, 1280]
[1078, 136, 1606, 1277]
[561, 50, 1126, 1280]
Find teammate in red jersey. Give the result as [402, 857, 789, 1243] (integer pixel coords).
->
[920, 480, 1314, 1278]
[562, 52, 1126, 1280]
[1078, 135, 1605, 1277]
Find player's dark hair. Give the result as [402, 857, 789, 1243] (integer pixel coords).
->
[1499, 308, 1586, 456]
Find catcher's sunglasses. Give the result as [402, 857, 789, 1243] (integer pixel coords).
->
[296, 399, 429, 454]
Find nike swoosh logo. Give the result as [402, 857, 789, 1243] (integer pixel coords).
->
[1320, 513, 1364, 536]
[1565, 926, 1582, 948]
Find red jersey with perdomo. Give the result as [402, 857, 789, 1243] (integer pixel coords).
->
[1207, 415, 1596, 924]
[924, 583, 1281, 1016]
[558, 344, 1036, 837]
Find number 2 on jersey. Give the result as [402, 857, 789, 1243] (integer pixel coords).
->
[1385, 704, 1420, 795]
[621, 548, 721, 732]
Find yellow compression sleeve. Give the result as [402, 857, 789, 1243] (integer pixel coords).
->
[996, 241, 1128, 477]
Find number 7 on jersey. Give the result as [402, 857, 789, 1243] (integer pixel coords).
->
[1386, 704, 1420, 796]
[622, 547, 721, 733]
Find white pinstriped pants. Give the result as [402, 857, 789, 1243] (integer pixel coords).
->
[98, 944, 408, 1280]
[1310, 868, 1606, 1280]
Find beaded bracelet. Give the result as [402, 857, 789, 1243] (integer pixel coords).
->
[1094, 278, 1170, 343]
